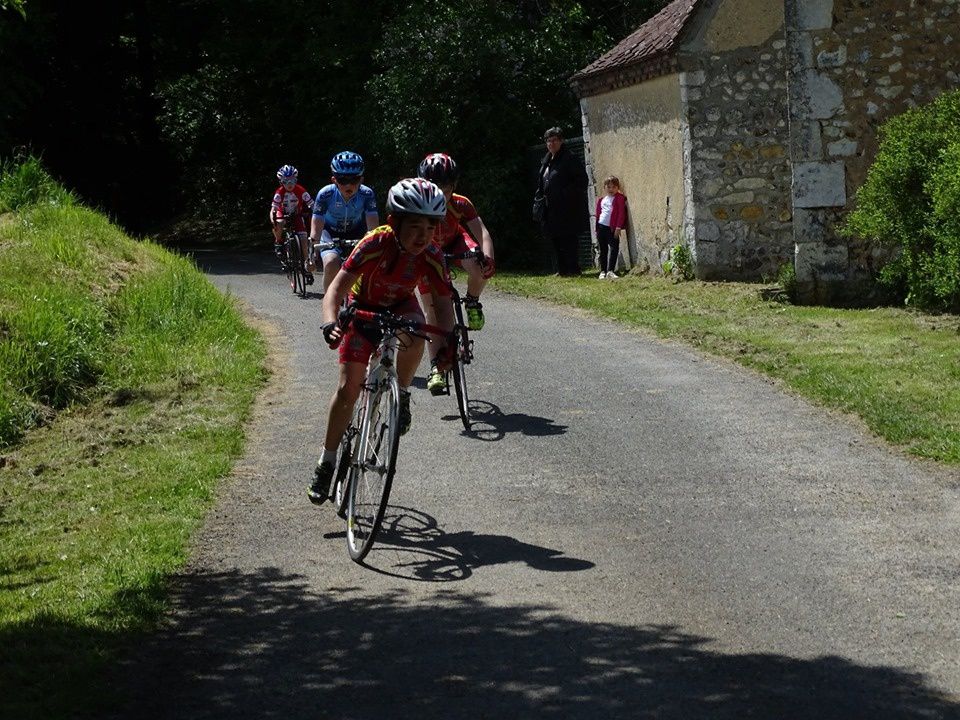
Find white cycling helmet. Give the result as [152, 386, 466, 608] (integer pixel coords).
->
[386, 178, 446, 218]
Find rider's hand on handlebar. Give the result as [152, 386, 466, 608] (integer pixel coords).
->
[322, 321, 343, 349]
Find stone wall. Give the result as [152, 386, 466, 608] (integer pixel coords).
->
[680, 0, 793, 281]
[786, 0, 960, 300]
[580, 74, 687, 272]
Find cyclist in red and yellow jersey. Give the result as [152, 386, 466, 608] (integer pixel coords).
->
[416, 152, 495, 395]
[308, 178, 455, 504]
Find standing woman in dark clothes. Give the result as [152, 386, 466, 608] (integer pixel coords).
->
[536, 127, 588, 276]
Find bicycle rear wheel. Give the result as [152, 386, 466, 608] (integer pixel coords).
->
[346, 378, 400, 562]
[452, 330, 471, 430]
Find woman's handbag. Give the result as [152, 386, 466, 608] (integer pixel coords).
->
[532, 191, 546, 223]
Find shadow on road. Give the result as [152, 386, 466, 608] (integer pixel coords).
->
[97, 566, 960, 720]
[456, 400, 567, 441]
[186, 249, 277, 276]
[337, 506, 596, 582]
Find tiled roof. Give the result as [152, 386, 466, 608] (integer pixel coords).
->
[570, 0, 703, 85]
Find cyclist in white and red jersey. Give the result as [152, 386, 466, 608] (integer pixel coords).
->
[307, 178, 455, 504]
[416, 152, 495, 395]
[270, 164, 315, 283]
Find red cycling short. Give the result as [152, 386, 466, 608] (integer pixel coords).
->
[338, 295, 425, 365]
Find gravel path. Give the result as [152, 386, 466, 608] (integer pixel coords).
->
[114, 252, 960, 719]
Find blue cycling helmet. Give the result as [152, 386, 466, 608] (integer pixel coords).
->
[277, 164, 298, 181]
[331, 151, 364, 176]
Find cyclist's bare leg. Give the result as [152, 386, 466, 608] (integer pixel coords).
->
[322, 254, 342, 294]
[396, 332, 425, 387]
[323, 361, 366, 452]
[463, 258, 488, 298]
[419, 291, 441, 365]
[272, 221, 283, 244]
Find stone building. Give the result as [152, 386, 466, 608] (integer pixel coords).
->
[570, 0, 960, 300]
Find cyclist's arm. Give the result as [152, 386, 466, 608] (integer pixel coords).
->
[322, 269, 357, 326]
[310, 214, 326, 241]
[300, 193, 314, 222]
[365, 212, 380, 231]
[270, 193, 282, 224]
[464, 216, 494, 262]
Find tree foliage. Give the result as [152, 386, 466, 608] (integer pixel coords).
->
[0, 0, 24, 19]
[0, 0, 670, 256]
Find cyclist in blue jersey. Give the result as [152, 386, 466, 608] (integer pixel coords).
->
[309, 151, 380, 294]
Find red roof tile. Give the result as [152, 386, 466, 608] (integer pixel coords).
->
[571, 0, 703, 84]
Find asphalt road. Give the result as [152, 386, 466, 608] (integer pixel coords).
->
[115, 251, 960, 719]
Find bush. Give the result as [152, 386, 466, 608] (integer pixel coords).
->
[663, 243, 694, 281]
[776, 262, 798, 303]
[843, 90, 960, 311]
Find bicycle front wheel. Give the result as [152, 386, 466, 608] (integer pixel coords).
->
[287, 236, 305, 296]
[347, 378, 400, 562]
[452, 333, 471, 430]
[333, 408, 360, 519]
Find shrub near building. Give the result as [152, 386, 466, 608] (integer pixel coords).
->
[844, 90, 960, 311]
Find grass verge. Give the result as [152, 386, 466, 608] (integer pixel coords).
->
[491, 271, 960, 465]
[0, 160, 267, 719]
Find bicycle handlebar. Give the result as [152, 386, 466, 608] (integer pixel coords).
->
[345, 308, 449, 340]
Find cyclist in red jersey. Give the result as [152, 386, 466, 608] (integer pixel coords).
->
[270, 164, 315, 283]
[416, 153, 495, 395]
[308, 178, 455, 504]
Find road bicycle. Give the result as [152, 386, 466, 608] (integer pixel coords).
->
[440, 248, 487, 430]
[280, 217, 310, 297]
[330, 306, 446, 562]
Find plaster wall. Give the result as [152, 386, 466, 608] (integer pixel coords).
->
[581, 74, 686, 272]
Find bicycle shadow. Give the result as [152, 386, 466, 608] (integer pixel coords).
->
[452, 400, 567, 441]
[355, 506, 594, 582]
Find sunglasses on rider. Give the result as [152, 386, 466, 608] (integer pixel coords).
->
[334, 175, 360, 186]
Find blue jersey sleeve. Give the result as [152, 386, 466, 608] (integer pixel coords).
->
[360, 185, 378, 215]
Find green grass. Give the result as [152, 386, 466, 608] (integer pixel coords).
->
[0, 160, 267, 718]
[492, 271, 960, 464]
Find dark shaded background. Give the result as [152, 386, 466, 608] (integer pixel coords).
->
[0, 0, 670, 266]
